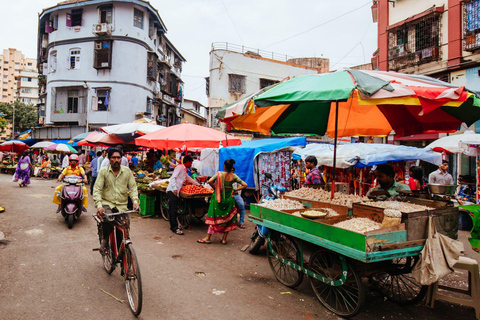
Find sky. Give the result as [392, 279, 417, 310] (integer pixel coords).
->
[0, 0, 377, 107]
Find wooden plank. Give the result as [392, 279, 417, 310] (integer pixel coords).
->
[378, 239, 426, 251]
[365, 230, 407, 252]
[352, 203, 384, 223]
[283, 194, 350, 215]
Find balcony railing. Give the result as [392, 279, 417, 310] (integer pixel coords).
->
[211, 42, 295, 62]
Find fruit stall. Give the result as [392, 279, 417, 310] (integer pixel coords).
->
[249, 189, 459, 317]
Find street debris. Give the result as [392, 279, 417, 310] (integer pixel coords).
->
[195, 272, 206, 277]
[100, 288, 124, 304]
[212, 289, 226, 296]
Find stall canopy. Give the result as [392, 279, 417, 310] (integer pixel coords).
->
[425, 130, 480, 154]
[135, 123, 242, 150]
[5, 138, 37, 146]
[294, 143, 442, 168]
[51, 139, 79, 147]
[101, 122, 165, 142]
[77, 131, 125, 147]
[0, 140, 30, 153]
[219, 137, 306, 188]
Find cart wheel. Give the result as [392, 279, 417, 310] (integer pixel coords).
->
[267, 231, 303, 288]
[370, 256, 427, 306]
[309, 249, 365, 318]
[160, 193, 169, 221]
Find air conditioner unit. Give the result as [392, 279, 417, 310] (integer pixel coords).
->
[92, 23, 110, 35]
[389, 45, 405, 59]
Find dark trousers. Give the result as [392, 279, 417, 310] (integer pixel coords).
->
[167, 191, 179, 232]
[90, 176, 97, 195]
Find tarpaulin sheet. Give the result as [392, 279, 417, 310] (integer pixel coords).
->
[219, 137, 306, 188]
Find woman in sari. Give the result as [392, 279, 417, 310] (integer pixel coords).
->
[15, 151, 33, 187]
[197, 159, 247, 244]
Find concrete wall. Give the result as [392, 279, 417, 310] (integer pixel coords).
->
[208, 50, 320, 109]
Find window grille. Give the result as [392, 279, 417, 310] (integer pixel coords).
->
[387, 13, 440, 70]
[229, 74, 246, 94]
[134, 8, 143, 29]
[464, 0, 480, 51]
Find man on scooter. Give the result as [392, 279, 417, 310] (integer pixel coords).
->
[52, 154, 89, 213]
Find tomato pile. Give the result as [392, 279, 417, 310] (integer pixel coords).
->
[180, 185, 214, 194]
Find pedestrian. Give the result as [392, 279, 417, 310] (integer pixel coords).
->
[78, 150, 86, 167]
[90, 151, 100, 195]
[166, 155, 200, 235]
[97, 149, 106, 169]
[51, 154, 60, 167]
[130, 153, 139, 169]
[197, 159, 247, 244]
[428, 160, 454, 185]
[232, 167, 246, 228]
[62, 152, 70, 168]
[14, 151, 33, 188]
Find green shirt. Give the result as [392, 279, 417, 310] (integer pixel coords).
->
[366, 180, 411, 200]
[93, 165, 139, 211]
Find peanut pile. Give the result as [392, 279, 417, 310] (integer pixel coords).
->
[333, 217, 382, 233]
[360, 201, 434, 213]
[258, 199, 304, 211]
[285, 188, 370, 208]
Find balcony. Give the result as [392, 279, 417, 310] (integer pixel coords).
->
[51, 112, 86, 126]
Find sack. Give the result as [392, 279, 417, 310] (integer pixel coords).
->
[12, 172, 18, 182]
[412, 216, 464, 285]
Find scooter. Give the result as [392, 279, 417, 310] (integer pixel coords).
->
[59, 175, 85, 229]
[248, 173, 287, 254]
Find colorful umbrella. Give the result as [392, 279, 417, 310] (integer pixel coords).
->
[30, 141, 55, 149]
[0, 140, 30, 153]
[77, 131, 125, 147]
[71, 131, 95, 141]
[425, 130, 480, 154]
[45, 143, 77, 153]
[243, 70, 480, 138]
[135, 122, 242, 150]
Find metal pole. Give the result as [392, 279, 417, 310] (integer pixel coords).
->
[331, 101, 339, 200]
[12, 105, 15, 138]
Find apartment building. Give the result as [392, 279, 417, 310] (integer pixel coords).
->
[206, 42, 329, 128]
[0, 49, 38, 105]
[181, 99, 206, 126]
[35, 0, 185, 139]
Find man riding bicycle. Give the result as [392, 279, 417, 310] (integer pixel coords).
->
[93, 148, 140, 252]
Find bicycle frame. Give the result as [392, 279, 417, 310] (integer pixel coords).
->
[110, 217, 132, 274]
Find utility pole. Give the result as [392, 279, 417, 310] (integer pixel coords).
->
[11, 105, 15, 139]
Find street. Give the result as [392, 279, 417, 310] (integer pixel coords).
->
[0, 174, 478, 320]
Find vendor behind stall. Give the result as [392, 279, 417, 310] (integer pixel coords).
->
[304, 156, 324, 185]
[428, 160, 453, 184]
[367, 164, 411, 200]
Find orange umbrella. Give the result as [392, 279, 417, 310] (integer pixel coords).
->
[230, 104, 290, 135]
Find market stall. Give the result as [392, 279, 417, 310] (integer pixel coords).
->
[134, 123, 242, 225]
[218, 137, 306, 199]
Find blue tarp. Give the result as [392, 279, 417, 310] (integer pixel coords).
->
[219, 137, 307, 188]
[51, 139, 79, 147]
[293, 143, 442, 168]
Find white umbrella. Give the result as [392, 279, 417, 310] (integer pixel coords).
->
[31, 141, 55, 149]
[425, 130, 480, 154]
[45, 143, 78, 153]
[102, 122, 165, 135]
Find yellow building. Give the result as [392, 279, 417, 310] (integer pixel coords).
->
[0, 48, 38, 105]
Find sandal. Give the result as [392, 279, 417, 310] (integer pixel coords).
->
[221, 240, 228, 245]
[197, 239, 211, 244]
[56, 208, 61, 213]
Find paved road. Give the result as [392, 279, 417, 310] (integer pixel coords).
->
[0, 174, 478, 319]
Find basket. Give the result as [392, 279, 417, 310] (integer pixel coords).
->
[139, 194, 156, 216]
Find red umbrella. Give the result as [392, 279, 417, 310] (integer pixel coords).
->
[0, 140, 30, 153]
[135, 123, 242, 150]
[78, 131, 125, 147]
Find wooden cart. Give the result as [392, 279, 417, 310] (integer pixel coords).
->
[154, 185, 212, 228]
[249, 198, 459, 317]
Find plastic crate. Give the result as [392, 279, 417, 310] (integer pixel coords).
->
[139, 193, 156, 216]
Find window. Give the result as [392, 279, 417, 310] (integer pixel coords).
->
[146, 97, 153, 113]
[2, 82, 6, 85]
[21, 77, 32, 82]
[28, 62, 32, 66]
[205, 77, 210, 96]
[229, 74, 246, 94]
[2, 76, 6, 79]
[66, 9, 83, 27]
[53, 15, 58, 31]
[147, 52, 157, 81]
[21, 88, 32, 94]
[94, 40, 112, 69]
[49, 51, 57, 73]
[134, 8, 144, 29]
[67, 90, 79, 113]
[260, 78, 278, 89]
[99, 6, 113, 24]
[95, 89, 110, 111]
[68, 49, 81, 70]
[464, 0, 480, 51]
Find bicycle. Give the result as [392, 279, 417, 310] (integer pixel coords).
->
[93, 210, 143, 316]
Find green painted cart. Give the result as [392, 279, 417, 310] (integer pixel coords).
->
[249, 202, 459, 318]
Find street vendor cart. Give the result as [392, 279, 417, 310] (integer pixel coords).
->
[249, 192, 459, 317]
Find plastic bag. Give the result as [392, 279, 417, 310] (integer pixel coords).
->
[412, 216, 464, 285]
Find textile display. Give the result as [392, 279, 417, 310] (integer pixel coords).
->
[258, 151, 292, 197]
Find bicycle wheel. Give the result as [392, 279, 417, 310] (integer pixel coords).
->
[309, 249, 365, 318]
[160, 193, 169, 221]
[370, 257, 427, 306]
[124, 243, 143, 316]
[102, 237, 115, 274]
[267, 231, 303, 288]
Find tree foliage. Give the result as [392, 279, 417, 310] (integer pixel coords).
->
[0, 101, 38, 135]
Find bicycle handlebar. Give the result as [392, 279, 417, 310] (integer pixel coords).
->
[92, 210, 139, 222]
